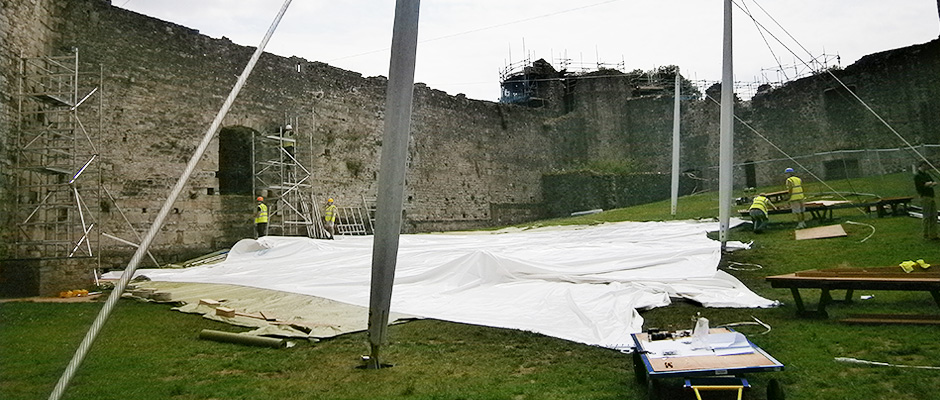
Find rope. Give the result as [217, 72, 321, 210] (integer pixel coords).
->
[835, 357, 940, 370]
[724, 262, 763, 271]
[845, 221, 876, 243]
[718, 316, 772, 335]
[47, 2, 293, 399]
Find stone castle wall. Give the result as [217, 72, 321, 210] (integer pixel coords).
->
[2, 0, 939, 296]
[41, 0, 560, 269]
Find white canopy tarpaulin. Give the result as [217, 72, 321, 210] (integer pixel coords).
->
[107, 219, 777, 349]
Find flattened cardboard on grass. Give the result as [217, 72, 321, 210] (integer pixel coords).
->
[795, 224, 847, 240]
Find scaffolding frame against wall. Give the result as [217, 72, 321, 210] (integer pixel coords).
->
[333, 195, 375, 236]
[252, 117, 319, 237]
[12, 49, 101, 262]
[251, 117, 375, 239]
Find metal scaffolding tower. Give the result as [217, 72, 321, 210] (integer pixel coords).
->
[252, 117, 375, 239]
[12, 48, 101, 260]
[253, 117, 319, 237]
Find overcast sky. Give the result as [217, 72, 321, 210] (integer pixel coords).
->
[118, 0, 939, 102]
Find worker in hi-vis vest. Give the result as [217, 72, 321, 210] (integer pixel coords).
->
[785, 167, 806, 229]
[255, 196, 268, 238]
[323, 198, 337, 239]
[748, 193, 775, 233]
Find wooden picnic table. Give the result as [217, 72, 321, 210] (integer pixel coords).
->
[872, 196, 913, 217]
[766, 266, 940, 318]
[762, 190, 789, 203]
[739, 197, 911, 222]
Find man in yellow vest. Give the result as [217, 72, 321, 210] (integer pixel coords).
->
[785, 167, 807, 229]
[323, 198, 337, 239]
[748, 193, 775, 233]
[255, 196, 268, 238]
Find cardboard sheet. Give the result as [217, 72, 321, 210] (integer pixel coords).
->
[795, 224, 847, 240]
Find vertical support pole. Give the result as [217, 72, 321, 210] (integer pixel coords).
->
[670, 69, 681, 216]
[367, 0, 420, 369]
[718, 0, 734, 247]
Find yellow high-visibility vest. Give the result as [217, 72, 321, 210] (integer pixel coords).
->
[255, 203, 268, 223]
[786, 176, 804, 201]
[324, 204, 336, 223]
[749, 196, 770, 213]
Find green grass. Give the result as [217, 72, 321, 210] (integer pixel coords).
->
[2, 172, 938, 400]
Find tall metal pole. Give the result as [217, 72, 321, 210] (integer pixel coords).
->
[718, 0, 734, 248]
[670, 69, 681, 216]
[367, 0, 420, 369]
[47, 2, 293, 399]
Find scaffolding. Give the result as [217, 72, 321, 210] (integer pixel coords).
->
[333, 195, 375, 236]
[253, 117, 318, 237]
[12, 49, 101, 260]
[251, 118, 376, 239]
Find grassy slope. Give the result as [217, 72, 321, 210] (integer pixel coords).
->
[2, 172, 938, 400]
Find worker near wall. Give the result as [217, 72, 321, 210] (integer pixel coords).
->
[748, 193, 775, 233]
[785, 168, 806, 229]
[323, 198, 337, 239]
[255, 196, 269, 238]
[914, 161, 938, 240]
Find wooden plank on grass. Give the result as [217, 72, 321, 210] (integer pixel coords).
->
[795, 224, 847, 240]
[842, 314, 940, 325]
[795, 267, 940, 278]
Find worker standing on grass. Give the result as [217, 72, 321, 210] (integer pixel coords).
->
[323, 198, 337, 239]
[748, 193, 775, 233]
[914, 161, 938, 240]
[255, 196, 268, 238]
[785, 168, 807, 229]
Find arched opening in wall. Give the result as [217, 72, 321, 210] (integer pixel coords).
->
[218, 126, 255, 195]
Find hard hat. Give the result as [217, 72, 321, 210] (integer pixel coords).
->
[285, 124, 293, 131]
[257, 196, 264, 201]
[784, 167, 795, 173]
[327, 198, 334, 203]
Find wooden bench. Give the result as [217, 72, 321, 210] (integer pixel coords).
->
[872, 196, 913, 217]
[766, 267, 940, 318]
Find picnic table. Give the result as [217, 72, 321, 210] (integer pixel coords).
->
[766, 266, 940, 319]
[631, 327, 784, 400]
[738, 200, 865, 222]
[872, 196, 913, 217]
[762, 190, 789, 203]
[738, 197, 911, 222]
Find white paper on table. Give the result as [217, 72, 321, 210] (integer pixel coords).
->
[643, 332, 755, 359]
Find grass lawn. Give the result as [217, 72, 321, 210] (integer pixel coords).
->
[2, 172, 939, 400]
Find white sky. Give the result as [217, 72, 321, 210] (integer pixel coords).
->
[117, 0, 939, 102]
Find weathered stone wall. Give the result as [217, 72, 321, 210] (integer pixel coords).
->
[2, 0, 939, 297]
[48, 0, 560, 268]
[737, 40, 940, 187]
[0, 0, 68, 260]
[542, 172, 697, 217]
